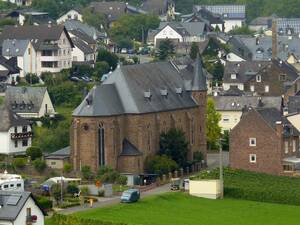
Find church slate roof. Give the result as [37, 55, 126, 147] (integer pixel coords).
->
[73, 60, 207, 117]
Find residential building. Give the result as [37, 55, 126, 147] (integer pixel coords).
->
[0, 24, 74, 76]
[230, 107, 300, 175]
[45, 146, 70, 170]
[214, 96, 282, 131]
[181, 8, 225, 32]
[2, 39, 36, 78]
[5, 86, 56, 118]
[285, 96, 300, 132]
[71, 37, 96, 65]
[70, 59, 207, 175]
[149, 21, 209, 47]
[0, 191, 45, 225]
[249, 15, 278, 32]
[140, 0, 175, 20]
[222, 60, 300, 96]
[57, 9, 83, 24]
[2, 0, 31, 6]
[193, 4, 246, 32]
[0, 55, 20, 84]
[0, 105, 32, 155]
[6, 10, 54, 26]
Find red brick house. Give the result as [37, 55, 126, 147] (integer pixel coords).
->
[230, 107, 300, 175]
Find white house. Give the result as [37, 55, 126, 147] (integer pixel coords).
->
[5, 86, 56, 118]
[194, 5, 246, 32]
[0, 105, 32, 155]
[2, 0, 31, 6]
[0, 25, 74, 76]
[2, 39, 37, 78]
[57, 9, 83, 24]
[0, 191, 45, 225]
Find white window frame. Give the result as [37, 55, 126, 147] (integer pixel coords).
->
[265, 85, 269, 93]
[231, 73, 237, 80]
[249, 154, 256, 163]
[285, 141, 289, 154]
[249, 138, 256, 147]
[293, 140, 296, 152]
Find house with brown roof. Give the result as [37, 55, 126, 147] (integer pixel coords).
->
[230, 107, 300, 176]
[71, 58, 207, 177]
[0, 24, 74, 76]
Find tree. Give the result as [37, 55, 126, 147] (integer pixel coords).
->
[26, 146, 42, 161]
[221, 130, 229, 151]
[206, 98, 222, 150]
[145, 155, 178, 176]
[33, 159, 47, 172]
[158, 39, 175, 60]
[82, 8, 106, 31]
[81, 165, 94, 180]
[63, 163, 72, 174]
[93, 61, 110, 80]
[25, 73, 39, 84]
[159, 128, 188, 167]
[97, 49, 119, 70]
[12, 158, 26, 169]
[190, 42, 199, 60]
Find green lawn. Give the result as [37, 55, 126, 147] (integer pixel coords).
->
[0, 96, 4, 105]
[47, 192, 300, 225]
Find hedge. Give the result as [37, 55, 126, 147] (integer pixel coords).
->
[192, 168, 300, 205]
[50, 214, 137, 225]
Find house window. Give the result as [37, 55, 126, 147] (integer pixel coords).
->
[250, 85, 255, 92]
[14, 127, 18, 133]
[231, 74, 237, 80]
[15, 140, 18, 148]
[285, 141, 289, 154]
[98, 123, 105, 166]
[22, 126, 27, 133]
[293, 140, 296, 152]
[279, 74, 286, 81]
[17, 183, 21, 187]
[22, 139, 28, 147]
[223, 115, 230, 123]
[249, 154, 256, 163]
[256, 75, 261, 82]
[283, 164, 294, 172]
[51, 161, 56, 165]
[28, 48, 31, 55]
[249, 138, 256, 146]
[26, 208, 31, 219]
[265, 85, 269, 93]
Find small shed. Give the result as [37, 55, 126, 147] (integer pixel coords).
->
[45, 146, 70, 169]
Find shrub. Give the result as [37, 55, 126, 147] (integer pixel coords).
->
[81, 166, 94, 180]
[67, 184, 79, 195]
[12, 158, 26, 169]
[117, 175, 128, 186]
[26, 146, 43, 160]
[145, 155, 178, 176]
[97, 166, 127, 184]
[25, 73, 39, 84]
[193, 152, 203, 163]
[80, 186, 89, 196]
[33, 159, 47, 172]
[192, 168, 300, 206]
[35, 196, 52, 210]
[63, 163, 72, 174]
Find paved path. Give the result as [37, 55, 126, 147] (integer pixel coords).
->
[57, 183, 171, 215]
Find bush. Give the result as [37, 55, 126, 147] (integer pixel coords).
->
[63, 163, 72, 174]
[97, 49, 119, 70]
[12, 158, 27, 169]
[25, 73, 39, 84]
[80, 186, 89, 196]
[67, 184, 79, 195]
[33, 159, 47, 172]
[97, 166, 127, 184]
[145, 155, 178, 176]
[81, 166, 94, 180]
[192, 168, 300, 206]
[35, 196, 52, 210]
[26, 146, 42, 160]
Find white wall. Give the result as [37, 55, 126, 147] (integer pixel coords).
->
[72, 46, 85, 62]
[226, 52, 246, 62]
[287, 114, 300, 132]
[218, 111, 243, 132]
[154, 25, 183, 47]
[0, 132, 10, 154]
[224, 20, 243, 33]
[223, 83, 244, 91]
[14, 197, 44, 225]
[7, 125, 32, 155]
[57, 10, 83, 24]
[38, 90, 56, 117]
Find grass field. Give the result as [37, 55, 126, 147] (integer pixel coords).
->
[47, 192, 300, 225]
[0, 96, 4, 105]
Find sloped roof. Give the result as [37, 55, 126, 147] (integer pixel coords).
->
[120, 139, 142, 156]
[5, 86, 48, 114]
[73, 60, 206, 116]
[2, 39, 30, 57]
[0, 105, 30, 132]
[72, 37, 95, 54]
[69, 29, 97, 45]
[159, 22, 207, 37]
[0, 56, 19, 75]
[140, 0, 170, 15]
[287, 96, 300, 113]
[0, 25, 74, 49]
[45, 146, 70, 160]
[89, 1, 127, 22]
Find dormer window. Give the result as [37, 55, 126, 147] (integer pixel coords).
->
[175, 87, 183, 95]
[256, 75, 261, 82]
[160, 89, 168, 98]
[231, 74, 237, 80]
[144, 90, 152, 101]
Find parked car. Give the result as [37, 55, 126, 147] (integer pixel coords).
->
[121, 189, 140, 203]
[121, 48, 127, 54]
[69, 76, 81, 82]
[127, 49, 135, 54]
[81, 76, 92, 82]
[170, 178, 180, 191]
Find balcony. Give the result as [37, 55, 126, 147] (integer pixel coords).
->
[26, 215, 37, 224]
[11, 132, 33, 140]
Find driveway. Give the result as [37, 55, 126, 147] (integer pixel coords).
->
[207, 152, 229, 169]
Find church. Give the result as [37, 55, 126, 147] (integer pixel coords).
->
[70, 58, 207, 175]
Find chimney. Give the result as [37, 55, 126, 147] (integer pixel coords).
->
[272, 20, 278, 59]
[275, 121, 283, 137]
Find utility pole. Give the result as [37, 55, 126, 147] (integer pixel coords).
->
[219, 139, 224, 199]
[60, 174, 63, 205]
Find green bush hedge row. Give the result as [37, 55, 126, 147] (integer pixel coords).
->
[50, 214, 137, 225]
[192, 168, 300, 205]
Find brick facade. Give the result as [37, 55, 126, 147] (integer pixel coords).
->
[230, 108, 299, 175]
[71, 90, 207, 174]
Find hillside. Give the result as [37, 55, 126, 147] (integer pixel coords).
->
[175, 0, 300, 22]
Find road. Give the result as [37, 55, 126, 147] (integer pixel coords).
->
[57, 183, 170, 215]
[55, 153, 228, 215]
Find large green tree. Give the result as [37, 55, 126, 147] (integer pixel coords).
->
[159, 128, 188, 167]
[190, 42, 200, 60]
[158, 39, 175, 60]
[206, 98, 221, 150]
